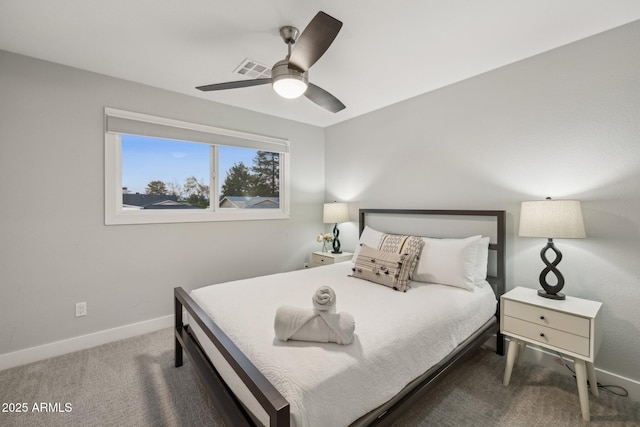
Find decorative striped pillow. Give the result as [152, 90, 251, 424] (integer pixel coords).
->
[378, 233, 424, 286]
[351, 244, 415, 292]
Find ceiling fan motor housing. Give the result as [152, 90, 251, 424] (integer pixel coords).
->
[279, 26, 300, 45]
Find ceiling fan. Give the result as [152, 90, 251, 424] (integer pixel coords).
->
[196, 11, 345, 113]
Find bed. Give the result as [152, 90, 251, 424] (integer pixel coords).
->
[174, 208, 506, 426]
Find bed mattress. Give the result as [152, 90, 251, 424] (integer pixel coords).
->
[188, 262, 496, 427]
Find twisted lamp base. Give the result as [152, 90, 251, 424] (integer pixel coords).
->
[538, 238, 566, 300]
[331, 223, 342, 254]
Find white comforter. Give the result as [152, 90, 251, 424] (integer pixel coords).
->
[189, 262, 496, 427]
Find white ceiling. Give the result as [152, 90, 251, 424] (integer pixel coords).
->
[2, 1, 640, 127]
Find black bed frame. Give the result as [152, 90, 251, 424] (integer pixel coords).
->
[175, 209, 506, 427]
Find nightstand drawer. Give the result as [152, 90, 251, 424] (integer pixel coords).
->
[311, 251, 353, 267]
[312, 253, 333, 266]
[503, 300, 590, 338]
[503, 316, 590, 357]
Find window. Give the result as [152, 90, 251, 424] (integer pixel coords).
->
[105, 108, 289, 225]
[121, 136, 211, 210]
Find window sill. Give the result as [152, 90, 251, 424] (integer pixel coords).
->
[105, 209, 290, 225]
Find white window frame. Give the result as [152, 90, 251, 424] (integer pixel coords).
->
[104, 107, 290, 225]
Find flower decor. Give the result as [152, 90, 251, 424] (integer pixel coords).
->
[316, 233, 333, 252]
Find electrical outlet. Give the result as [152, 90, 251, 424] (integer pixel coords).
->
[75, 302, 87, 317]
[304, 262, 310, 269]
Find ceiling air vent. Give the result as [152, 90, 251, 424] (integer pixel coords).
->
[234, 58, 271, 79]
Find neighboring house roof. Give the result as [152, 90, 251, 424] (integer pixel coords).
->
[122, 193, 197, 209]
[143, 200, 196, 209]
[123, 194, 276, 209]
[123, 193, 179, 207]
[219, 196, 279, 209]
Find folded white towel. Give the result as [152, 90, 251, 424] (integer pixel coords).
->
[274, 306, 355, 345]
[312, 285, 337, 313]
[274, 286, 355, 345]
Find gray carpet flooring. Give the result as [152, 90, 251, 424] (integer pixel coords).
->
[1, 327, 638, 426]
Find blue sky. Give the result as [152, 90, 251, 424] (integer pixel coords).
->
[121, 135, 256, 194]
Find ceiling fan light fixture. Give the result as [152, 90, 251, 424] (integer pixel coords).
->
[273, 75, 308, 99]
[271, 60, 308, 99]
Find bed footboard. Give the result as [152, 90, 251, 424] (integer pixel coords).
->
[174, 287, 290, 427]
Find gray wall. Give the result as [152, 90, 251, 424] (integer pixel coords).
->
[0, 50, 325, 354]
[325, 21, 640, 382]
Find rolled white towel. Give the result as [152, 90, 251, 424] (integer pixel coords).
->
[318, 311, 355, 345]
[274, 306, 317, 342]
[274, 306, 355, 345]
[312, 286, 337, 313]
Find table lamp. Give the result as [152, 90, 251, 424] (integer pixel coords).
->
[519, 197, 586, 300]
[323, 202, 349, 254]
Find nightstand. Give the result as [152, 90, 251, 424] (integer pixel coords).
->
[311, 251, 353, 267]
[501, 287, 602, 421]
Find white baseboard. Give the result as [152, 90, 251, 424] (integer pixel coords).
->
[511, 339, 640, 403]
[0, 315, 173, 371]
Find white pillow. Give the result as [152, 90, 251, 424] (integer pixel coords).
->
[352, 226, 384, 261]
[473, 236, 491, 286]
[412, 235, 482, 291]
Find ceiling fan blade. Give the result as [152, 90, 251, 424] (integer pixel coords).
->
[196, 78, 271, 92]
[289, 11, 342, 72]
[304, 83, 345, 113]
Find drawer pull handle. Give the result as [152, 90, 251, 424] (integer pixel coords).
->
[539, 315, 545, 320]
[539, 333, 545, 338]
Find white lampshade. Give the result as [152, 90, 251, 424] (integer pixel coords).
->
[323, 202, 349, 224]
[519, 199, 586, 239]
